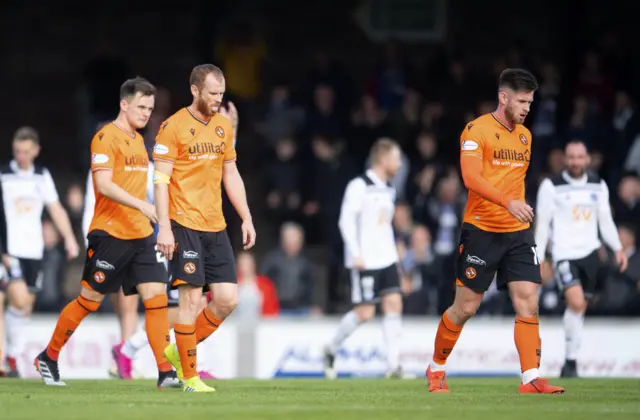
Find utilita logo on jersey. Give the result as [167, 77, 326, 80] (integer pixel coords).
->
[124, 154, 149, 172]
[188, 142, 226, 160]
[492, 149, 530, 168]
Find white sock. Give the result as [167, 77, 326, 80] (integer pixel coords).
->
[429, 360, 446, 372]
[383, 313, 402, 371]
[563, 308, 584, 361]
[328, 310, 362, 354]
[5, 306, 29, 359]
[522, 368, 539, 384]
[121, 328, 149, 359]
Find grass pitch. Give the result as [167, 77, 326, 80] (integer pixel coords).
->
[1, 378, 639, 420]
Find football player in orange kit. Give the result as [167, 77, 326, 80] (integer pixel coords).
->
[426, 69, 564, 394]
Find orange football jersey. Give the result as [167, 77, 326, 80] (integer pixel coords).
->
[152, 108, 236, 232]
[460, 113, 532, 233]
[89, 122, 153, 240]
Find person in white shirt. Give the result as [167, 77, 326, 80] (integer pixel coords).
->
[324, 138, 407, 379]
[0, 127, 79, 377]
[535, 140, 628, 377]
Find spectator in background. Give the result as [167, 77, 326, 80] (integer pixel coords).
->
[369, 41, 406, 112]
[613, 174, 640, 227]
[64, 182, 85, 245]
[624, 134, 640, 177]
[614, 225, 640, 315]
[407, 131, 446, 203]
[304, 85, 343, 145]
[414, 174, 464, 312]
[38, 220, 65, 311]
[565, 95, 606, 150]
[387, 89, 421, 150]
[303, 135, 355, 246]
[400, 225, 440, 315]
[235, 251, 279, 319]
[265, 137, 302, 231]
[260, 222, 320, 316]
[260, 85, 305, 148]
[349, 95, 389, 169]
[392, 201, 415, 248]
[575, 51, 613, 115]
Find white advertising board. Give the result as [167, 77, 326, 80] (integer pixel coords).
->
[255, 318, 640, 379]
[14, 315, 237, 379]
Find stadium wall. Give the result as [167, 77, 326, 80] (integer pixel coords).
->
[14, 316, 640, 379]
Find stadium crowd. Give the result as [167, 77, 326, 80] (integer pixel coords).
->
[18, 32, 640, 319]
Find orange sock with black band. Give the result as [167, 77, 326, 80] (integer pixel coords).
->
[174, 323, 198, 380]
[431, 311, 464, 368]
[195, 307, 223, 344]
[46, 295, 101, 361]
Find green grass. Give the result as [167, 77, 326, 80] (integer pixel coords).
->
[1, 378, 639, 420]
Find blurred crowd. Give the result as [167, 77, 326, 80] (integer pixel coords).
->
[29, 28, 640, 318]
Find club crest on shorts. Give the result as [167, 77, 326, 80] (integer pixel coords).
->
[215, 126, 225, 138]
[94, 271, 106, 283]
[184, 262, 196, 274]
[519, 133, 528, 145]
[465, 267, 476, 279]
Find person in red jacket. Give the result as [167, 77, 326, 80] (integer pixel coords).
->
[236, 251, 279, 317]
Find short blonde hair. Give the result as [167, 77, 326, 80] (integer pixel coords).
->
[369, 138, 399, 164]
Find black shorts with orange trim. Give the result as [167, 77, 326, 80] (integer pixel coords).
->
[170, 221, 237, 289]
[455, 223, 542, 293]
[82, 230, 168, 295]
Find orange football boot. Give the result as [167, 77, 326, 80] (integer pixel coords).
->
[519, 377, 565, 394]
[426, 366, 450, 393]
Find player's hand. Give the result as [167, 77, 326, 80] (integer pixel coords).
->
[219, 101, 239, 132]
[507, 200, 534, 223]
[615, 250, 628, 272]
[64, 238, 80, 260]
[139, 201, 158, 224]
[353, 256, 366, 271]
[241, 218, 256, 250]
[157, 226, 175, 260]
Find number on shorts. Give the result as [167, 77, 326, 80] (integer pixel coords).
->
[154, 245, 166, 263]
[531, 246, 540, 265]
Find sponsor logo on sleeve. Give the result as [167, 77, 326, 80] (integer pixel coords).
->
[461, 140, 479, 151]
[153, 143, 169, 155]
[92, 153, 109, 164]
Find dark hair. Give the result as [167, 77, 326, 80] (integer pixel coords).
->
[565, 139, 588, 152]
[120, 77, 156, 100]
[190, 64, 224, 89]
[499, 68, 538, 92]
[13, 126, 40, 145]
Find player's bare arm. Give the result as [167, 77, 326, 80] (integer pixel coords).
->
[222, 161, 255, 250]
[93, 169, 157, 224]
[45, 201, 79, 259]
[153, 160, 175, 259]
[460, 153, 534, 223]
